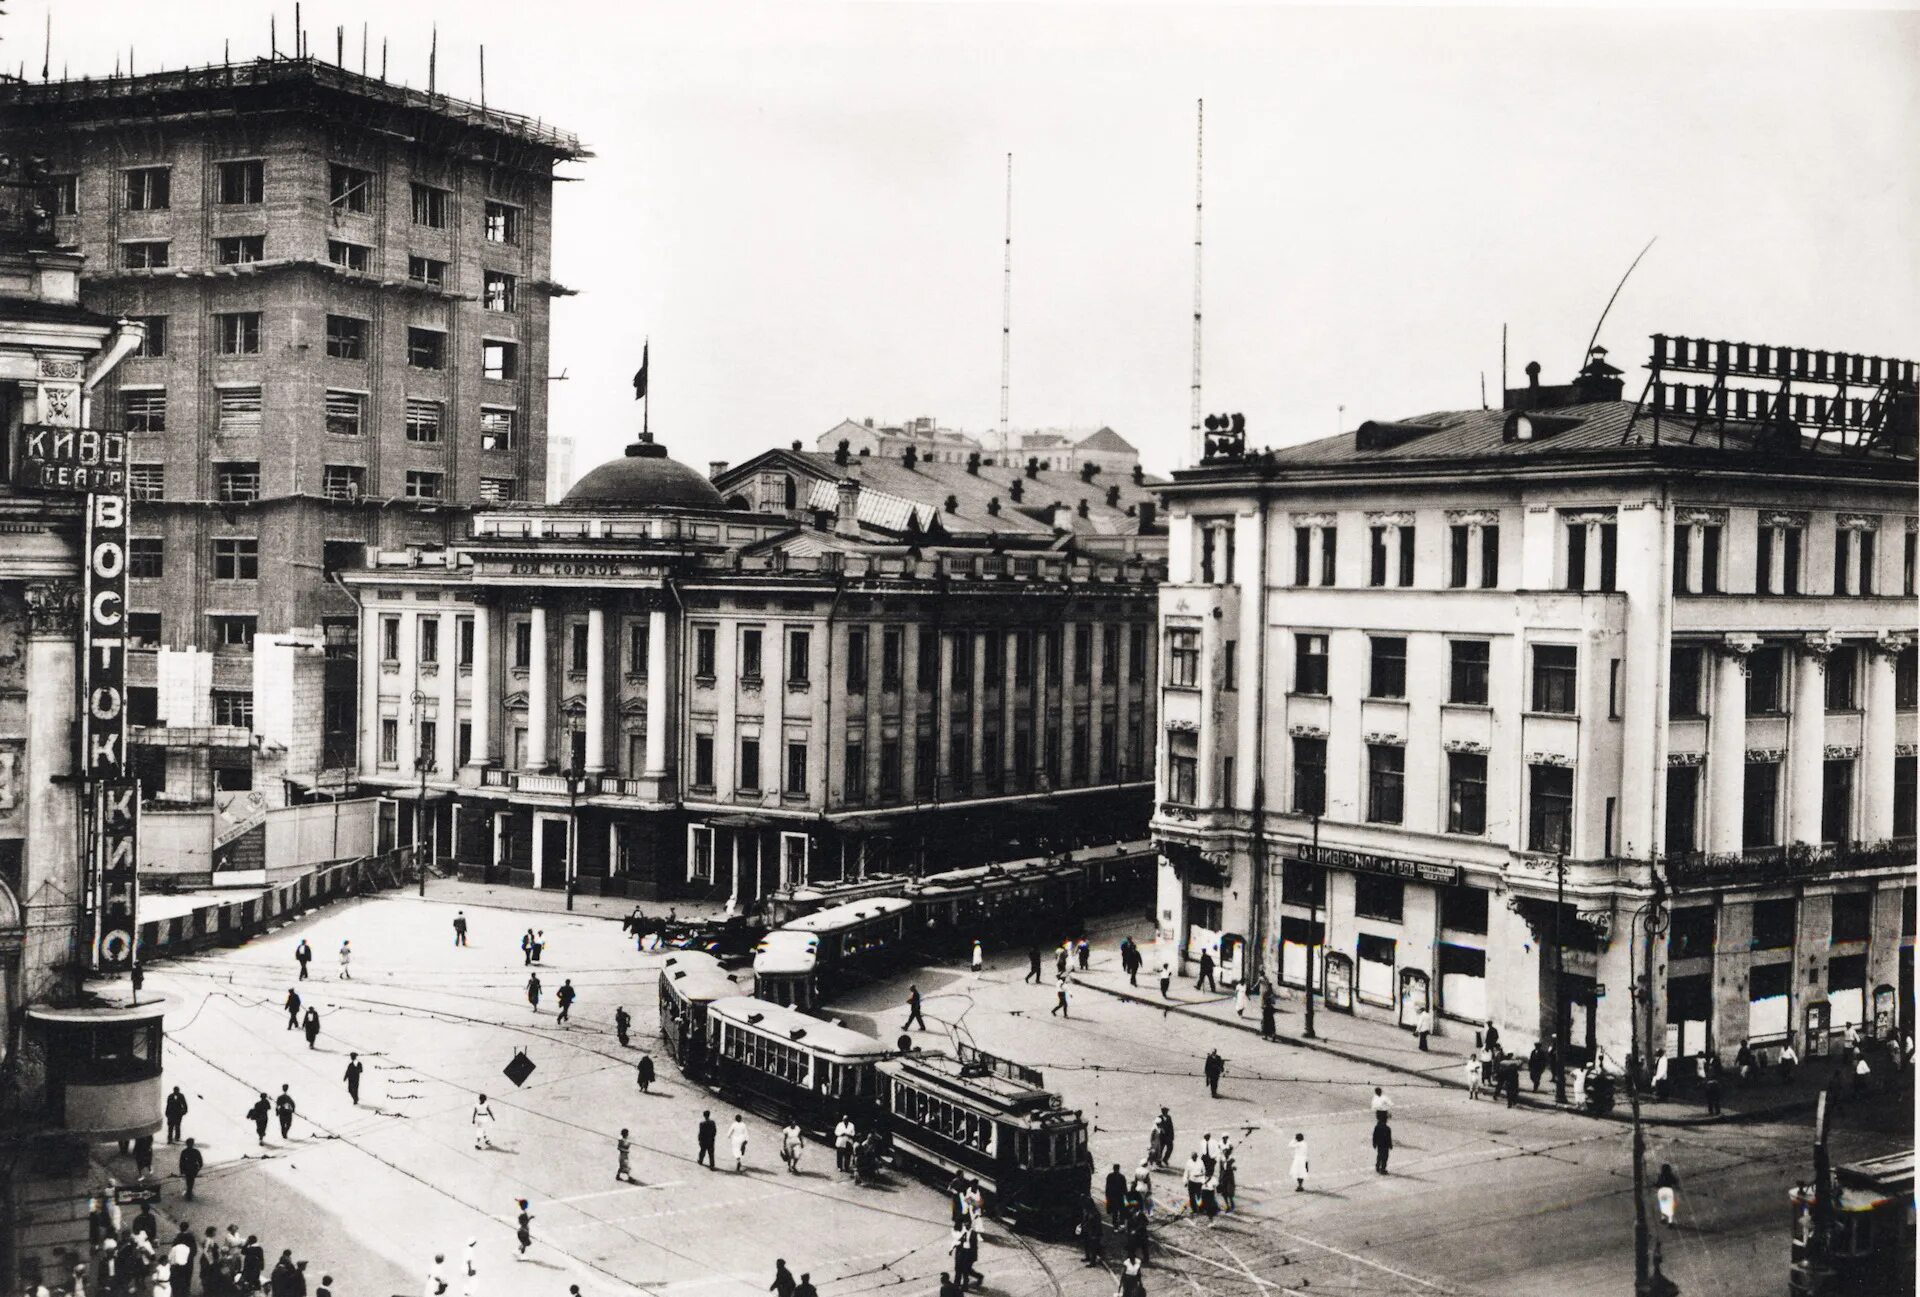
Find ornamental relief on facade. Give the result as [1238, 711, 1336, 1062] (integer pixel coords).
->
[1835, 513, 1880, 531]
[1526, 750, 1573, 768]
[1746, 746, 1787, 763]
[1288, 724, 1327, 739]
[1823, 744, 1860, 760]
[1676, 507, 1728, 526]
[1445, 510, 1500, 526]
[1667, 751, 1704, 766]
[1442, 738, 1488, 754]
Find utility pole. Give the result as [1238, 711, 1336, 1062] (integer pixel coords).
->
[1305, 814, 1320, 1039]
[1630, 864, 1670, 1295]
[1553, 850, 1568, 1104]
[565, 713, 581, 912]
[411, 690, 430, 896]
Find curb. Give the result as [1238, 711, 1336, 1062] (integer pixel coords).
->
[1070, 976, 1825, 1128]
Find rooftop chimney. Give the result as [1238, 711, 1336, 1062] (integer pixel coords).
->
[1025, 456, 1040, 480]
[987, 496, 1000, 516]
[1077, 498, 1090, 519]
[944, 494, 959, 514]
[1137, 500, 1158, 533]
[709, 461, 729, 479]
[1106, 484, 1120, 507]
[966, 451, 981, 475]
[1079, 462, 1099, 483]
[791, 439, 803, 451]
[864, 417, 874, 428]
[835, 439, 850, 466]
[834, 478, 861, 533]
[1009, 479, 1024, 503]
[903, 445, 918, 470]
[1131, 463, 1144, 486]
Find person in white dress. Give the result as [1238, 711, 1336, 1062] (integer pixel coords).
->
[338, 939, 352, 979]
[971, 940, 984, 974]
[1289, 1132, 1310, 1192]
[781, 1122, 804, 1173]
[1234, 982, 1249, 1017]
[471, 1094, 496, 1149]
[729, 1114, 750, 1171]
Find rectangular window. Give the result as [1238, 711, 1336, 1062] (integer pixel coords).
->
[1439, 884, 1489, 934]
[485, 201, 521, 245]
[408, 256, 448, 289]
[1863, 530, 1878, 595]
[788, 629, 811, 684]
[1102, 625, 1121, 681]
[1752, 898, 1796, 951]
[881, 628, 903, 690]
[380, 617, 402, 662]
[482, 340, 518, 381]
[128, 538, 165, 580]
[1669, 907, 1716, 960]
[628, 621, 650, 675]
[1448, 524, 1470, 588]
[325, 390, 365, 437]
[1895, 754, 1916, 838]
[1825, 648, 1859, 712]
[41, 173, 78, 216]
[740, 738, 762, 791]
[1567, 522, 1587, 591]
[948, 728, 973, 791]
[567, 621, 587, 672]
[1366, 743, 1405, 824]
[480, 407, 517, 451]
[1665, 765, 1699, 854]
[129, 464, 165, 500]
[418, 617, 441, 664]
[403, 471, 443, 500]
[1073, 624, 1093, 683]
[786, 742, 808, 796]
[1321, 526, 1338, 586]
[1481, 525, 1500, 587]
[327, 239, 371, 272]
[1294, 526, 1311, 585]
[917, 632, 939, 690]
[845, 741, 867, 801]
[1295, 633, 1329, 695]
[127, 612, 163, 648]
[1128, 624, 1147, 682]
[1222, 640, 1238, 691]
[216, 312, 262, 355]
[1166, 628, 1200, 688]
[1398, 524, 1416, 586]
[1898, 646, 1918, 711]
[1743, 761, 1780, 848]
[121, 240, 170, 269]
[916, 734, 937, 796]
[1701, 524, 1723, 593]
[879, 739, 901, 798]
[1355, 875, 1405, 923]
[212, 538, 259, 580]
[457, 722, 472, 767]
[1369, 525, 1389, 587]
[1449, 640, 1489, 705]
[1821, 758, 1854, 844]
[1833, 528, 1852, 595]
[1831, 891, 1872, 944]
[1905, 531, 1917, 598]
[411, 183, 449, 228]
[1292, 736, 1326, 816]
[405, 399, 443, 443]
[218, 158, 265, 205]
[215, 462, 260, 502]
[329, 164, 372, 213]
[325, 314, 368, 360]
[212, 690, 254, 728]
[1045, 627, 1063, 680]
[124, 167, 170, 210]
[950, 631, 975, 692]
[1527, 764, 1573, 853]
[847, 628, 868, 693]
[123, 390, 167, 434]
[407, 328, 446, 370]
[693, 735, 715, 789]
[1447, 751, 1488, 835]
[1369, 635, 1407, 699]
[478, 477, 516, 503]
[737, 627, 762, 680]
[1167, 732, 1198, 804]
[131, 315, 167, 357]
[1071, 719, 1090, 783]
[1746, 647, 1785, 715]
[513, 622, 532, 670]
[694, 627, 717, 678]
[215, 234, 265, 264]
[456, 618, 475, 667]
[1669, 646, 1704, 718]
[1531, 644, 1578, 714]
[216, 386, 263, 434]
[483, 271, 517, 313]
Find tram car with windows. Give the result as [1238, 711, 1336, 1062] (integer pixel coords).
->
[911, 856, 1088, 954]
[1790, 1149, 1915, 1297]
[702, 996, 891, 1131]
[877, 1048, 1091, 1237]
[657, 951, 745, 1074]
[752, 896, 916, 1009]
[761, 874, 911, 928]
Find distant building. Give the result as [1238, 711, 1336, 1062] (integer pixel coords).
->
[987, 424, 1142, 479]
[1154, 344, 1917, 1069]
[820, 416, 982, 466]
[548, 432, 577, 502]
[0, 58, 582, 808]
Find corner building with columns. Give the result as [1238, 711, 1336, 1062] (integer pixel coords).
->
[1153, 347, 1917, 1070]
[345, 432, 1162, 902]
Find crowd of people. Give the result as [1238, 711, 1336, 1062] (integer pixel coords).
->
[39, 1203, 335, 1297]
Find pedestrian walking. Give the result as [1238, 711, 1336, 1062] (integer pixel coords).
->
[793, 1274, 818, 1297]
[521, 930, 534, 966]
[1153, 1107, 1174, 1166]
[166, 1231, 195, 1297]
[1183, 1153, 1204, 1211]
[1057, 943, 1069, 976]
[1104, 1162, 1130, 1224]
[1026, 946, 1042, 983]
[951, 1222, 983, 1290]
[1655, 1163, 1680, 1228]
[1131, 1159, 1154, 1216]
[284, 988, 302, 1030]
[1077, 938, 1090, 971]
[1415, 1006, 1433, 1051]
[555, 978, 576, 1025]
[248, 1089, 271, 1141]
[1528, 1041, 1548, 1091]
[1051, 971, 1071, 1017]
[1203, 1049, 1225, 1098]
[729, 1114, 750, 1171]
[241, 1237, 265, 1292]
[343, 1053, 363, 1105]
[1124, 938, 1141, 987]
[165, 1087, 189, 1143]
[1261, 984, 1277, 1038]
[1370, 1085, 1393, 1116]
[1158, 956, 1173, 998]
[532, 930, 546, 963]
[905, 984, 928, 1031]
[637, 1052, 656, 1093]
[615, 1005, 632, 1048]
[178, 1140, 203, 1201]
[697, 1110, 718, 1169]
[1125, 1213, 1150, 1266]
[198, 1227, 221, 1294]
[1465, 1051, 1483, 1100]
[274, 1085, 296, 1139]
[526, 972, 542, 1012]
[1234, 982, 1248, 1017]
[1217, 1153, 1236, 1211]
[1483, 1020, 1501, 1055]
[302, 1006, 320, 1050]
[1372, 1113, 1393, 1174]
[769, 1259, 796, 1297]
[836, 1115, 857, 1172]
[781, 1122, 804, 1174]
[1195, 948, 1216, 992]
[1289, 1132, 1310, 1191]
[514, 1200, 533, 1257]
[453, 911, 468, 947]
[294, 939, 311, 980]
[1704, 1070, 1723, 1116]
[971, 939, 984, 974]
[1080, 1195, 1106, 1264]
[268, 1250, 300, 1297]
[615, 1129, 634, 1182]
[472, 1093, 498, 1149]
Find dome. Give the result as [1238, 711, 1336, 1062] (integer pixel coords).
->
[563, 437, 729, 510]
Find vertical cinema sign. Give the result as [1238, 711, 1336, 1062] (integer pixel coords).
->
[84, 489, 139, 972]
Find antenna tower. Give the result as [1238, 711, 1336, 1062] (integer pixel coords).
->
[999, 153, 1012, 453]
[1190, 99, 1204, 465]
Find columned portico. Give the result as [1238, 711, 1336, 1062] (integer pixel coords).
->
[1707, 635, 1755, 854]
[1788, 633, 1836, 845]
[528, 603, 549, 770]
[585, 604, 607, 772]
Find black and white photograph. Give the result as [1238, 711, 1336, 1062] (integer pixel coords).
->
[0, 2, 1914, 1294]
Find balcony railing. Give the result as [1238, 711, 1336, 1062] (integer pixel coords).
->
[1666, 838, 1914, 888]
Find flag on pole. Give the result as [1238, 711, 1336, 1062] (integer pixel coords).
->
[633, 342, 649, 401]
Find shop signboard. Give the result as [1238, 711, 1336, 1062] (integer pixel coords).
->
[16, 424, 128, 494]
[82, 483, 137, 971]
[1291, 842, 1462, 887]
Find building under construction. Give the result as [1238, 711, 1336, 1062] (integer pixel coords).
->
[0, 55, 584, 809]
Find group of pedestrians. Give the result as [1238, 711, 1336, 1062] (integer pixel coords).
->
[280, 989, 323, 1049]
[290, 937, 350, 982]
[71, 1202, 330, 1297]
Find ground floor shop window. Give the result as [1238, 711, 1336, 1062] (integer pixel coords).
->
[688, 825, 714, 883]
[1438, 942, 1487, 1022]
[1748, 961, 1791, 1041]
[1356, 933, 1395, 1006]
[1667, 973, 1712, 1057]
[1278, 915, 1323, 988]
[1827, 954, 1867, 1031]
[781, 832, 809, 889]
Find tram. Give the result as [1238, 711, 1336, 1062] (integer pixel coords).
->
[878, 1049, 1091, 1237]
[702, 996, 892, 1130]
[1790, 1149, 1915, 1296]
[657, 951, 745, 1072]
[752, 896, 916, 1009]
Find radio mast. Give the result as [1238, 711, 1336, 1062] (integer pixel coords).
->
[999, 153, 1013, 456]
[1190, 100, 1204, 465]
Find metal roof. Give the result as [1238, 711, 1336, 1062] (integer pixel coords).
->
[704, 995, 892, 1059]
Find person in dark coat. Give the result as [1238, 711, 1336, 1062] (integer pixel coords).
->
[1080, 1195, 1106, 1264]
[1704, 1070, 1723, 1116]
[269, 1249, 301, 1296]
[1372, 1114, 1393, 1174]
[1195, 948, 1216, 992]
[793, 1275, 818, 1297]
[769, 1258, 797, 1297]
[285, 988, 302, 1030]
[178, 1139, 204, 1201]
[521, 929, 535, 966]
[165, 1087, 189, 1143]
[637, 1053, 656, 1094]
[614, 1006, 632, 1048]
[527, 972, 542, 1012]
[697, 1110, 718, 1169]
[1026, 947, 1043, 984]
[1125, 1206, 1151, 1263]
[274, 1085, 297, 1138]
[294, 940, 311, 980]
[344, 1053, 363, 1105]
[1217, 1155, 1236, 1211]
[302, 1005, 321, 1049]
[1203, 1050, 1225, 1098]
[1104, 1163, 1129, 1225]
[1527, 1041, 1548, 1091]
[247, 1093, 272, 1143]
[1261, 985, 1278, 1038]
[556, 978, 576, 1025]
[241, 1236, 266, 1292]
[905, 985, 928, 1031]
[133, 1133, 154, 1176]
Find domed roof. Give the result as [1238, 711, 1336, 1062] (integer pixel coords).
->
[563, 436, 728, 510]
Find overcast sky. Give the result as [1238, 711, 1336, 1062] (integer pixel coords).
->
[15, 2, 1919, 481]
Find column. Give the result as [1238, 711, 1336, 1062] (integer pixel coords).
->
[585, 604, 607, 773]
[438, 610, 459, 774]
[361, 599, 382, 775]
[1787, 634, 1835, 846]
[527, 603, 549, 770]
[727, 831, 742, 916]
[643, 606, 668, 776]
[1706, 637, 1755, 854]
[1862, 634, 1908, 841]
[468, 599, 491, 765]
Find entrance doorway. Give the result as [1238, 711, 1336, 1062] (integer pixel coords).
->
[1398, 968, 1430, 1028]
[536, 817, 570, 890]
[1541, 964, 1598, 1065]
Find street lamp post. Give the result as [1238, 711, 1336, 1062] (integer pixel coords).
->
[1553, 849, 1568, 1104]
[1630, 865, 1671, 1297]
[1305, 813, 1319, 1040]
[411, 690, 430, 897]
[564, 713, 581, 912]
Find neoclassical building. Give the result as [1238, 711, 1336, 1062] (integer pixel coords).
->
[347, 432, 1163, 903]
[1153, 346, 1917, 1068]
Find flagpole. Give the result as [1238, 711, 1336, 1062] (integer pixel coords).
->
[643, 338, 650, 441]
